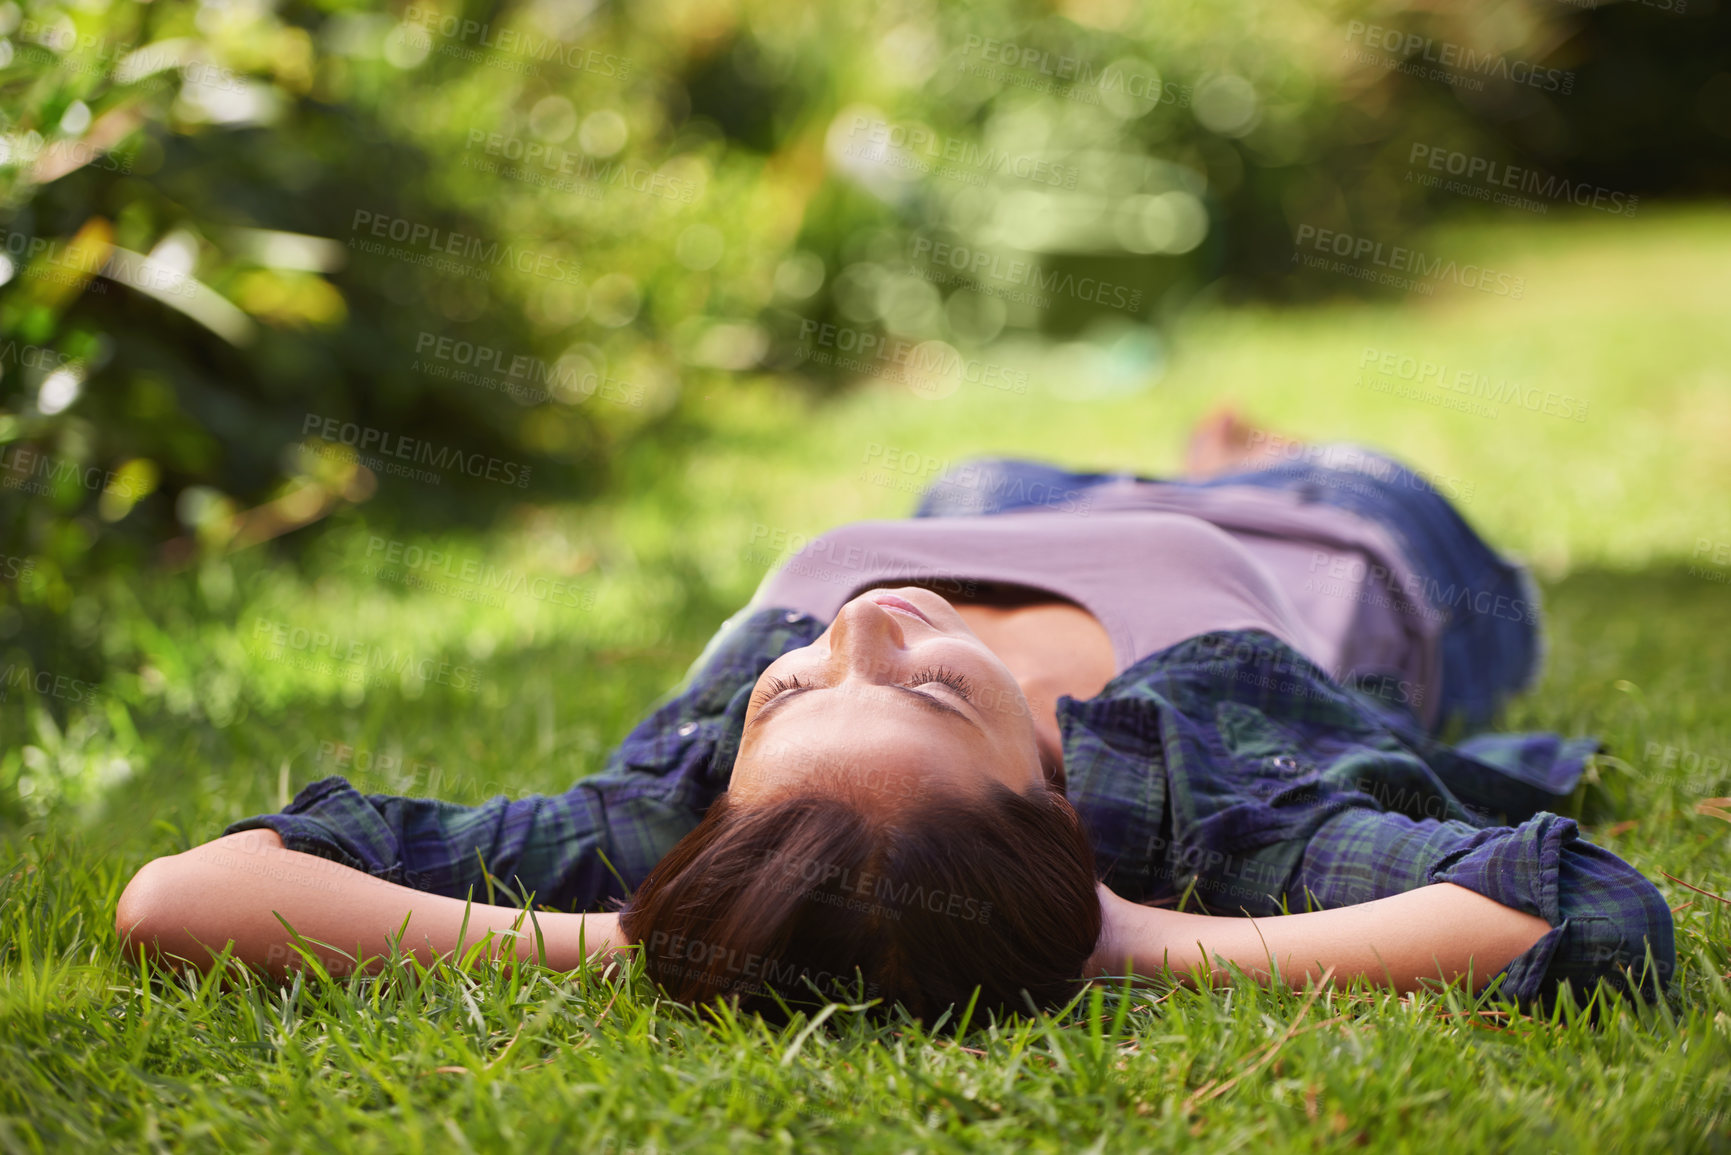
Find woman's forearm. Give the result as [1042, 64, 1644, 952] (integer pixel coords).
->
[1087, 882, 1552, 994]
[116, 829, 624, 978]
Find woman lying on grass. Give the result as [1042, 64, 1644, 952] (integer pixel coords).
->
[117, 411, 1675, 1023]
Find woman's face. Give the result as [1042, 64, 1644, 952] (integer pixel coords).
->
[729, 586, 1045, 809]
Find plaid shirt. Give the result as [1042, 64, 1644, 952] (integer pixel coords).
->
[227, 609, 1673, 1004]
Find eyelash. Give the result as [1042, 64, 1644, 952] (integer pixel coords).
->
[750, 674, 805, 709]
[750, 665, 974, 709]
[911, 665, 973, 699]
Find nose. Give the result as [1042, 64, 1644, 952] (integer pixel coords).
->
[824, 598, 906, 682]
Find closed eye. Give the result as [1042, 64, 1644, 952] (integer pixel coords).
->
[751, 665, 973, 712]
[750, 673, 808, 711]
[906, 665, 973, 700]
[747, 667, 982, 731]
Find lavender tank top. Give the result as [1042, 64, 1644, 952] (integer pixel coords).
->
[749, 509, 1424, 692]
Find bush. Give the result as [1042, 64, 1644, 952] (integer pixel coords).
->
[3, 0, 1721, 683]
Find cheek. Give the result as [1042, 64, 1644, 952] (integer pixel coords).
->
[960, 655, 1025, 712]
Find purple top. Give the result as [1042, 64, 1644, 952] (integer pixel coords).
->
[750, 503, 1426, 689]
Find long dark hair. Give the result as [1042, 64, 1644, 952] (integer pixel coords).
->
[619, 782, 1101, 1026]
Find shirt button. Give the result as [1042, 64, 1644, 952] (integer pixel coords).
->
[677, 722, 698, 737]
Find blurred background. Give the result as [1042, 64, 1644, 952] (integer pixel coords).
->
[2, 0, 1729, 830]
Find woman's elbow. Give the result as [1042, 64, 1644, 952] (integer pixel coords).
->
[115, 853, 182, 960]
[116, 830, 291, 971]
[115, 848, 223, 965]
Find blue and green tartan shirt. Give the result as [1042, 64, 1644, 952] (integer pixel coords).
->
[228, 607, 1674, 1005]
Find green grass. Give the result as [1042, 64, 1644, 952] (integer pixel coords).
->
[5, 207, 1731, 1152]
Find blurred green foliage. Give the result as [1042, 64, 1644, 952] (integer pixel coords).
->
[1, 0, 1726, 681]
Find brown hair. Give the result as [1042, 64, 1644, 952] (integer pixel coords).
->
[618, 782, 1101, 1026]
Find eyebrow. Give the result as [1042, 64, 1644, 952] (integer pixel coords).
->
[750, 683, 983, 733]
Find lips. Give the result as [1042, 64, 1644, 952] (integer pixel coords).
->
[869, 593, 932, 625]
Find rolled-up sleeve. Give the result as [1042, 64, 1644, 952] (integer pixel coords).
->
[222, 772, 685, 912]
[1291, 808, 1675, 1004]
[224, 777, 391, 876]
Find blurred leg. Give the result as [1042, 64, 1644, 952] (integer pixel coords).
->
[912, 457, 1115, 518]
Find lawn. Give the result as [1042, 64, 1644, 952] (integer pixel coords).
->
[3, 207, 1730, 1152]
